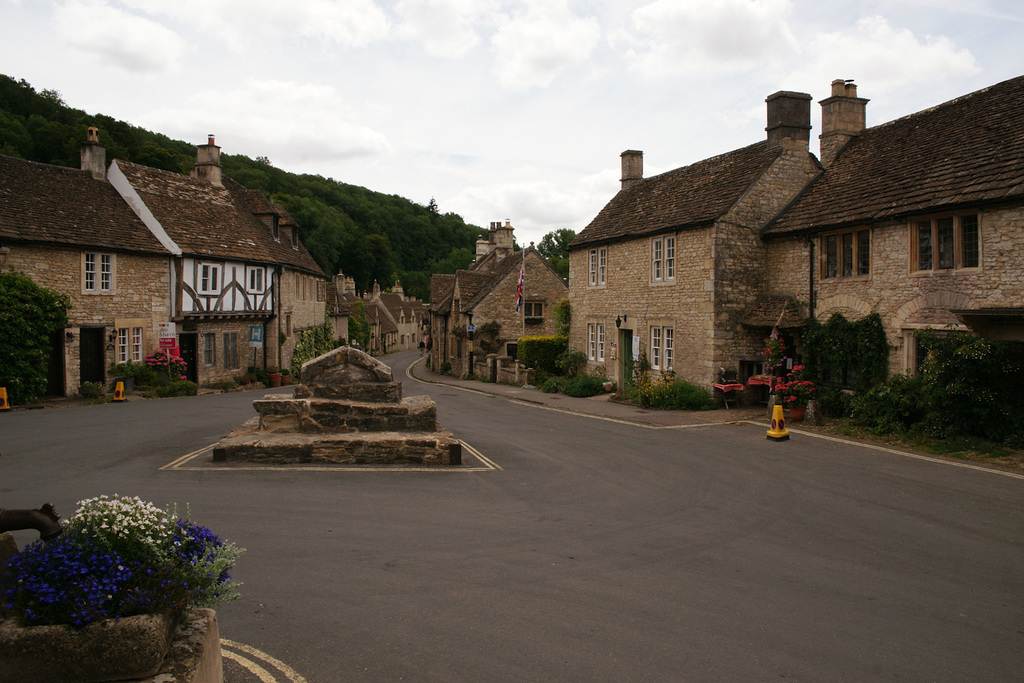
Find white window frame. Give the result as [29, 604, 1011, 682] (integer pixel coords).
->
[598, 248, 606, 285]
[650, 326, 663, 369]
[588, 324, 596, 360]
[665, 236, 675, 280]
[588, 249, 597, 286]
[84, 252, 114, 292]
[131, 327, 143, 362]
[663, 327, 673, 370]
[117, 327, 130, 363]
[199, 263, 221, 294]
[652, 238, 663, 281]
[248, 267, 264, 293]
[597, 323, 605, 362]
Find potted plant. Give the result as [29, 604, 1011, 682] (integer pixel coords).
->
[773, 365, 815, 421]
[761, 327, 786, 374]
[0, 494, 243, 681]
[267, 366, 282, 387]
[280, 367, 291, 386]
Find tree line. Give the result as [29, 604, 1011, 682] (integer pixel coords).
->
[0, 74, 484, 301]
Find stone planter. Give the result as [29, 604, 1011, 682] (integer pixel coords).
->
[0, 611, 176, 683]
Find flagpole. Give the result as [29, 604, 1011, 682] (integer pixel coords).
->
[521, 247, 527, 338]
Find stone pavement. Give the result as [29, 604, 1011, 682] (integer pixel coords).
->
[406, 358, 768, 428]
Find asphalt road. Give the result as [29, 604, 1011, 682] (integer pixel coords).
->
[1, 350, 1022, 682]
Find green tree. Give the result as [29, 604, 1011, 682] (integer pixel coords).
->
[347, 301, 370, 351]
[0, 272, 70, 404]
[537, 228, 575, 281]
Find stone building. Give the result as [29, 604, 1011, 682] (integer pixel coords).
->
[0, 129, 326, 393]
[568, 75, 1024, 389]
[325, 273, 428, 354]
[430, 221, 569, 377]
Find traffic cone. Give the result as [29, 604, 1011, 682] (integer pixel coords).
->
[766, 403, 789, 441]
[113, 381, 126, 402]
[0, 387, 9, 411]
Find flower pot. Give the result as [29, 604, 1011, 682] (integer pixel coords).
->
[268, 372, 282, 387]
[788, 404, 807, 422]
[281, 374, 291, 386]
[0, 611, 176, 683]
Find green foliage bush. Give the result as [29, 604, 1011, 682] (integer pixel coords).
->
[540, 377, 564, 394]
[518, 335, 567, 374]
[108, 361, 159, 387]
[622, 373, 716, 410]
[556, 349, 588, 378]
[0, 271, 69, 404]
[152, 380, 197, 398]
[562, 374, 606, 398]
[850, 374, 927, 434]
[291, 312, 337, 378]
[801, 313, 890, 391]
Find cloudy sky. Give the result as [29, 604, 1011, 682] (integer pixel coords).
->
[2, 0, 1021, 246]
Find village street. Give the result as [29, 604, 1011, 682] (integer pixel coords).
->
[1, 350, 1022, 682]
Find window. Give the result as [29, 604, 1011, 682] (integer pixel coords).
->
[597, 323, 605, 362]
[290, 227, 299, 249]
[652, 236, 675, 282]
[524, 302, 543, 318]
[588, 324, 596, 360]
[248, 268, 264, 292]
[131, 327, 143, 362]
[913, 213, 979, 272]
[223, 332, 239, 370]
[650, 326, 673, 370]
[204, 333, 216, 365]
[116, 327, 143, 363]
[117, 328, 130, 363]
[317, 279, 326, 302]
[84, 252, 113, 292]
[588, 247, 607, 286]
[199, 263, 221, 293]
[823, 229, 870, 278]
[271, 215, 280, 241]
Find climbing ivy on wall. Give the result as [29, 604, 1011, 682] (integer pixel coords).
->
[800, 312, 890, 391]
[0, 271, 69, 404]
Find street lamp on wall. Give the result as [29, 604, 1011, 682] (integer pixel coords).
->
[615, 314, 628, 328]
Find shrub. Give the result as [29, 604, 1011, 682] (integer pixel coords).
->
[813, 385, 854, 418]
[624, 373, 716, 410]
[556, 349, 588, 378]
[153, 380, 197, 397]
[562, 374, 606, 398]
[541, 377, 564, 393]
[439, 361, 452, 375]
[109, 361, 159, 387]
[518, 335, 567, 374]
[146, 351, 188, 383]
[850, 374, 928, 434]
[291, 312, 336, 377]
[2, 495, 243, 628]
[0, 271, 69, 405]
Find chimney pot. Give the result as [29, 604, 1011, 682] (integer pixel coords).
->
[80, 127, 106, 180]
[819, 79, 869, 167]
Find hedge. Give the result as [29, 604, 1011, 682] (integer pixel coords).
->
[517, 335, 568, 374]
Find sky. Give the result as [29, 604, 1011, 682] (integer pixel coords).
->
[2, 0, 1021, 247]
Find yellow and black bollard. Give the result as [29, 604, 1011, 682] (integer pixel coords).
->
[766, 403, 789, 441]
[112, 381, 126, 403]
[0, 387, 9, 411]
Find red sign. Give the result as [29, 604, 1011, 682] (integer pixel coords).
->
[159, 337, 176, 349]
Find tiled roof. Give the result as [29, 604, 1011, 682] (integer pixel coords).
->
[0, 155, 166, 254]
[570, 141, 783, 249]
[430, 274, 455, 313]
[740, 295, 806, 328]
[455, 271, 492, 312]
[114, 161, 323, 275]
[767, 75, 1024, 235]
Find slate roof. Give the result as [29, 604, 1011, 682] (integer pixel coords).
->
[114, 161, 323, 275]
[570, 141, 784, 249]
[454, 271, 493, 313]
[430, 274, 455, 313]
[0, 155, 166, 254]
[767, 75, 1024, 235]
[740, 295, 806, 328]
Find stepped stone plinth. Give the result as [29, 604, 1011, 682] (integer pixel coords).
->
[212, 347, 461, 466]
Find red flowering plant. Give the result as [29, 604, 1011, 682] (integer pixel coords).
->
[146, 350, 188, 382]
[762, 328, 786, 369]
[774, 365, 816, 406]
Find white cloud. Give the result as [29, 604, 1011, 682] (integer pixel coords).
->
[396, 0, 495, 58]
[490, 1, 602, 90]
[120, 0, 390, 47]
[54, 0, 186, 72]
[615, 0, 798, 79]
[788, 15, 981, 96]
[142, 79, 391, 165]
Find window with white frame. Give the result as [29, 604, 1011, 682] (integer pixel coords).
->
[117, 328, 130, 363]
[248, 267, 264, 292]
[116, 327, 144, 363]
[588, 324, 596, 360]
[650, 326, 673, 370]
[199, 263, 221, 294]
[84, 253, 113, 292]
[912, 213, 980, 272]
[596, 323, 605, 362]
[588, 247, 607, 286]
[651, 236, 675, 282]
[131, 327, 142, 362]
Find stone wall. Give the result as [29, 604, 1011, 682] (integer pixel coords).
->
[766, 201, 1024, 375]
[4, 244, 170, 394]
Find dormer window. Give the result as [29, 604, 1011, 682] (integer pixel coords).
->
[271, 215, 280, 241]
[290, 226, 299, 250]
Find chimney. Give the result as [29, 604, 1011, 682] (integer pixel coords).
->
[392, 281, 404, 299]
[493, 219, 515, 250]
[80, 126, 106, 180]
[765, 91, 812, 147]
[620, 150, 643, 190]
[819, 79, 868, 167]
[190, 134, 223, 187]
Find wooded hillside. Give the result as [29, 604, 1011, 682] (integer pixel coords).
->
[0, 74, 484, 301]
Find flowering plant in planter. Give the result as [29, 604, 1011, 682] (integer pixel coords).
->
[1, 495, 243, 628]
[146, 351, 188, 382]
[774, 365, 816, 407]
